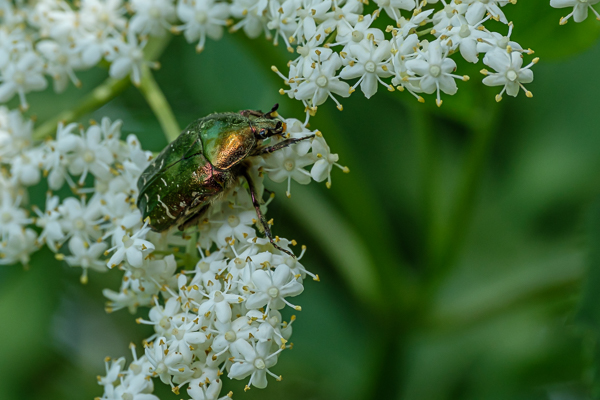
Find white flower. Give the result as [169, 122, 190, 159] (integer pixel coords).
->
[79, 0, 127, 32]
[292, 0, 332, 42]
[0, 52, 47, 110]
[174, 0, 230, 52]
[42, 122, 81, 190]
[464, 0, 509, 25]
[59, 196, 104, 244]
[211, 316, 256, 354]
[69, 124, 115, 184]
[405, 41, 467, 106]
[282, 117, 313, 155]
[228, 339, 281, 389]
[266, 0, 300, 51]
[103, 371, 158, 400]
[36, 40, 82, 92]
[0, 228, 38, 266]
[98, 357, 126, 388]
[432, 1, 470, 33]
[10, 148, 42, 186]
[481, 50, 537, 101]
[230, 0, 270, 39]
[0, 192, 32, 241]
[440, 16, 490, 63]
[245, 265, 304, 311]
[293, 52, 350, 111]
[145, 337, 187, 386]
[130, 0, 176, 36]
[210, 205, 257, 247]
[263, 146, 313, 197]
[63, 236, 108, 283]
[310, 135, 347, 188]
[105, 32, 156, 86]
[33, 194, 65, 252]
[550, 0, 600, 23]
[340, 39, 394, 98]
[374, 0, 417, 23]
[0, 106, 33, 159]
[476, 22, 524, 55]
[106, 223, 155, 268]
[335, 14, 384, 46]
[196, 284, 244, 324]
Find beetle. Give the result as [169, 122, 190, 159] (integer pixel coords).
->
[136, 104, 313, 257]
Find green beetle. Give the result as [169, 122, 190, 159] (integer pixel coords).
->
[136, 105, 312, 256]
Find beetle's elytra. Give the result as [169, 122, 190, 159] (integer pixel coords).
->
[136, 105, 313, 257]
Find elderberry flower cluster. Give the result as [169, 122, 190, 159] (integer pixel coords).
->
[0, 106, 344, 399]
[269, 0, 538, 111]
[1, 0, 536, 115]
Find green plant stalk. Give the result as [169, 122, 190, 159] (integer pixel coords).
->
[137, 66, 181, 142]
[412, 104, 441, 270]
[429, 105, 499, 284]
[32, 34, 172, 141]
[32, 77, 131, 140]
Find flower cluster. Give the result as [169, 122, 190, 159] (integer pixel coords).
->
[1, 0, 536, 114]
[269, 0, 538, 112]
[0, 106, 344, 399]
[0, 0, 543, 399]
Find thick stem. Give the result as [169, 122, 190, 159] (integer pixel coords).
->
[429, 105, 499, 284]
[33, 77, 130, 140]
[137, 67, 181, 142]
[413, 105, 440, 270]
[32, 34, 172, 141]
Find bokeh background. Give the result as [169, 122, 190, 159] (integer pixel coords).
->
[3, 3, 600, 400]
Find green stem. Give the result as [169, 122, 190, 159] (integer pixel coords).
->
[430, 105, 499, 282]
[33, 77, 131, 140]
[412, 105, 439, 270]
[417, 27, 433, 37]
[137, 66, 181, 142]
[32, 34, 172, 141]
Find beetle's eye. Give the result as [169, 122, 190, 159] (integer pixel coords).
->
[258, 129, 267, 139]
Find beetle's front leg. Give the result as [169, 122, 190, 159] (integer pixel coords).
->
[242, 170, 295, 258]
[252, 134, 315, 156]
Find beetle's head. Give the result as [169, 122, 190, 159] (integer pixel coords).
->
[253, 120, 286, 141]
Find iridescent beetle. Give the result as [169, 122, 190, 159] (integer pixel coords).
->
[136, 105, 313, 256]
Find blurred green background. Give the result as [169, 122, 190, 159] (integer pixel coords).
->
[4, 3, 600, 400]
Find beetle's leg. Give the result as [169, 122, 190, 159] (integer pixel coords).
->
[242, 170, 295, 258]
[252, 134, 315, 156]
[178, 203, 210, 231]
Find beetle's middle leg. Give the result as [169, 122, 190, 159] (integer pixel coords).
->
[178, 203, 210, 231]
[242, 170, 295, 258]
[252, 134, 315, 156]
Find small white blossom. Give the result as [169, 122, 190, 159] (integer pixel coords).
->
[550, 0, 600, 24]
[340, 39, 394, 98]
[0, 52, 47, 110]
[405, 41, 467, 106]
[293, 52, 350, 111]
[174, 0, 230, 52]
[130, 0, 176, 36]
[481, 50, 537, 101]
